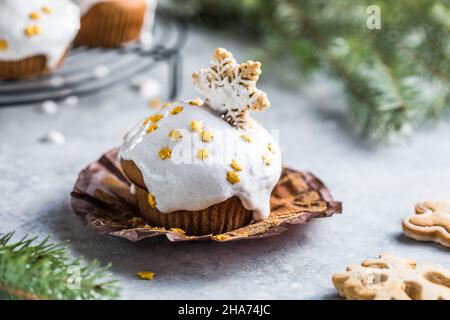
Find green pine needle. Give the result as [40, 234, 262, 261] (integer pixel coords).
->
[0, 232, 120, 300]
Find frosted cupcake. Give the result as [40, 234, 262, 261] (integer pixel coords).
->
[73, 0, 155, 47]
[0, 0, 80, 80]
[120, 48, 282, 235]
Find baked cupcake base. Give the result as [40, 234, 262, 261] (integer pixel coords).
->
[135, 186, 253, 236]
[121, 157, 254, 236]
[0, 55, 60, 80]
[74, 1, 147, 47]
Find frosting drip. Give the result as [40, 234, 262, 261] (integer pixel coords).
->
[120, 102, 282, 220]
[0, 0, 80, 68]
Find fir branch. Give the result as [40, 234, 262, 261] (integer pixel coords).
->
[0, 232, 120, 300]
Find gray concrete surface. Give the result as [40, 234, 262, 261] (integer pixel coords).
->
[1, 28, 449, 300]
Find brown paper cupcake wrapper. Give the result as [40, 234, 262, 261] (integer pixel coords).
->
[71, 148, 342, 242]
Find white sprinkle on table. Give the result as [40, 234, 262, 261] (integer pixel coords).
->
[39, 130, 66, 145]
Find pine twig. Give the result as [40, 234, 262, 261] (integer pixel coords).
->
[0, 232, 120, 300]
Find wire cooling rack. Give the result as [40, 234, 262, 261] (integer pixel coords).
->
[0, 14, 187, 108]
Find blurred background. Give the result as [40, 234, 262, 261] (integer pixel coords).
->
[162, 0, 450, 142]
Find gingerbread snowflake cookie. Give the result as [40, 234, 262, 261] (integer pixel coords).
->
[402, 201, 450, 248]
[332, 253, 450, 300]
[192, 48, 270, 128]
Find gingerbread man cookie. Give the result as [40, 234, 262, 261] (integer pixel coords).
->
[402, 201, 450, 248]
[332, 253, 450, 300]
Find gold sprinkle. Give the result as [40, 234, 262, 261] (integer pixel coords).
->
[146, 123, 158, 133]
[191, 120, 204, 133]
[149, 113, 163, 123]
[32, 25, 41, 35]
[213, 234, 228, 241]
[25, 25, 41, 37]
[187, 98, 203, 106]
[162, 102, 172, 109]
[147, 193, 157, 208]
[143, 113, 163, 125]
[149, 98, 161, 109]
[159, 146, 172, 160]
[42, 6, 52, 14]
[170, 106, 184, 115]
[0, 39, 8, 51]
[262, 154, 272, 166]
[29, 12, 40, 20]
[230, 160, 242, 172]
[241, 134, 252, 143]
[197, 148, 209, 161]
[137, 271, 155, 280]
[168, 129, 183, 141]
[200, 130, 214, 142]
[170, 228, 186, 234]
[226, 171, 240, 185]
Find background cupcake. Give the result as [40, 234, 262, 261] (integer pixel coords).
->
[73, 0, 156, 47]
[0, 0, 80, 80]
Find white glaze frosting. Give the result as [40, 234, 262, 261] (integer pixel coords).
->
[0, 0, 80, 68]
[120, 102, 282, 220]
